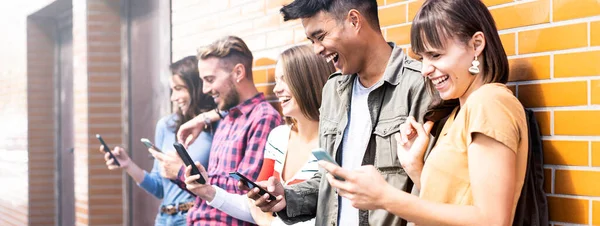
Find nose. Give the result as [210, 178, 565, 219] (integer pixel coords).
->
[273, 80, 283, 95]
[312, 42, 325, 55]
[421, 58, 435, 78]
[202, 82, 211, 95]
[170, 90, 178, 102]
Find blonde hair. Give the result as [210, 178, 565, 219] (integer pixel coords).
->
[279, 45, 335, 124]
[197, 36, 254, 80]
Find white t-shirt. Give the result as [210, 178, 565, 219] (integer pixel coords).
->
[339, 77, 382, 226]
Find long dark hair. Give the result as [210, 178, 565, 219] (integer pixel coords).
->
[169, 56, 216, 133]
[410, 0, 508, 123]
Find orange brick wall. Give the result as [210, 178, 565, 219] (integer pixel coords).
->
[73, 0, 125, 225]
[173, 0, 600, 225]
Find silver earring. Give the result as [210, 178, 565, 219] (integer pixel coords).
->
[469, 55, 480, 75]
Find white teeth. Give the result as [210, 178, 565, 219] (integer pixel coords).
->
[325, 53, 338, 63]
[431, 75, 449, 85]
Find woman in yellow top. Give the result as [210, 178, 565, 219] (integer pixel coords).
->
[318, 0, 529, 225]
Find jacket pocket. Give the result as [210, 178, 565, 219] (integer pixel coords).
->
[320, 118, 339, 156]
[372, 115, 405, 172]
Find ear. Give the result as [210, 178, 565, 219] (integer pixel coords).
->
[347, 9, 361, 32]
[471, 31, 486, 57]
[231, 63, 246, 83]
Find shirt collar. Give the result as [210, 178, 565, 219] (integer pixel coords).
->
[227, 93, 266, 118]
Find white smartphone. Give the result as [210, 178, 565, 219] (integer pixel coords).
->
[312, 148, 345, 181]
[140, 138, 161, 152]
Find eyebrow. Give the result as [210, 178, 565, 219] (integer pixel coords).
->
[307, 29, 324, 40]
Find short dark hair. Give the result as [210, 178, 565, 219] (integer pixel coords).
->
[280, 0, 381, 31]
[169, 56, 217, 133]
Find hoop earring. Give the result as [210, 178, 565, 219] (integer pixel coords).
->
[468, 55, 480, 75]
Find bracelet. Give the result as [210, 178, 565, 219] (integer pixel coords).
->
[201, 114, 212, 130]
[214, 108, 224, 119]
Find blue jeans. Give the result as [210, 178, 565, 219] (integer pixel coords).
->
[154, 212, 187, 226]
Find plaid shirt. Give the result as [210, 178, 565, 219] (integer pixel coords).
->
[176, 93, 281, 226]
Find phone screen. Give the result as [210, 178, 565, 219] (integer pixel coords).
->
[312, 149, 345, 181]
[140, 138, 161, 152]
[173, 142, 206, 184]
[96, 134, 120, 166]
[228, 172, 276, 201]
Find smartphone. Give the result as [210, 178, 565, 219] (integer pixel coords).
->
[228, 172, 276, 201]
[311, 148, 344, 181]
[140, 138, 161, 152]
[96, 134, 121, 166]
[173, 142, 206, 184]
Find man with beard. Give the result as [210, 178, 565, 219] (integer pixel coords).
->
[155, 36, 281, 226]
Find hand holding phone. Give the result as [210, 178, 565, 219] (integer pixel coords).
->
[173, 142, 206, 184]
[312, 148, 344, 181]
[229, 172, 276, 201]
[96, 134, 121, 166]
[140, 138, 161, 152]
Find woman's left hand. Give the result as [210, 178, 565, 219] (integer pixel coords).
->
[319, 161, 390, 210]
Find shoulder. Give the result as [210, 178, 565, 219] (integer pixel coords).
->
[156, 114, 176, 132]
[466, 83, 522, 109]
[267, 125, 291, 140]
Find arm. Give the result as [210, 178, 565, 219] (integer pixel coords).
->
[206, 185, 256, 224]
[276, 174, 321, 223]
[137, 118, 168, 199]
[381, 134, 516, 226]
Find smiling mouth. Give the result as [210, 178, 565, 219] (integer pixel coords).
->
[431, 75, 449, 85]
[279, 97, 291, 104]
[325, 53, 338, 63]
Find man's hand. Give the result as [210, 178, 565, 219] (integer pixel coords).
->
[99, 145, 131, 170]
[177, 115, 206, 147]
[241, 176, 287, 212]
[149, 149, 184, 179]
[184, 161, 215, 201]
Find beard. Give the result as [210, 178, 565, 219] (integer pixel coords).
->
[218, 79, 240, 111]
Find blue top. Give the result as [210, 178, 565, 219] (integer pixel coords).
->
[138, 114, 214, 207]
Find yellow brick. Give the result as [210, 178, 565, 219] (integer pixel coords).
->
[482, 0, 513, 6]
[508, 55, 551, 81]
[500, 33, 515, 56]
[518, 81, 587, 108]
[507, 84, 516, 95]
[592, 21, 600, 46]
[408, 0, 424, 22]
[490, 0, 550, 30]
[591, 80, 600, 105]
[594, 200, 600, 226]
[548, 196, 589, 224]
[387, 0, 406, 4]
[254, 57, 276, 67]
[592, 142, 600, 167]
[386, 24, 411, 45]
[257, 84, 275, 99]
[253, 69, 269, 85]
[543, 140, 588, 166]
[533, 111, 551, 136]
[555, 111, 600, 136]
[519, 23, 588, 54]
[377, 0, 385, 6]
[266, 68, 275, 84]
[555, 170, 600, 196]
[555, 51, 600, 78]
[379, 4, 407, 27]
[544, 168, 552, 194]
[553, 0, 600, 22]
[267, 0, 293, 10]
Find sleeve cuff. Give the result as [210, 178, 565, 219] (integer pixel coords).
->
[206, 185, 226, 208]
[138, 171, 152, 188]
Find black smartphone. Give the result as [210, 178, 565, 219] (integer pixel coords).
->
[229, 172, 276, 201]
[173, 142, 206, 184]
[312, 148, 345, 181]
[140, 138, 161, 152]
[96, 134, 120, 166]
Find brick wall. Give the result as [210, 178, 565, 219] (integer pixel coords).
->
[72, 0, 125, 225]
[172, 0, 600, 225]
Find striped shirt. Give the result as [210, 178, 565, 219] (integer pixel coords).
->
[256, 125, 319, 186]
